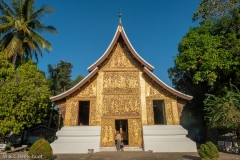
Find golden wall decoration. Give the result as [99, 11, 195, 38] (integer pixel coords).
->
[146, 99, 154, 125]
[101, 119, 115, 147]
[171, 96, 180, 124]
[103, 72, 139, 93]
[101, 42, 141, 70]
[144, 74, 178, 125]
[70, 76, 97, 99]
[102, 95, 141, 116]
[139, 73, 147, 125]
[96, 72, 104, 125]
[164, 98, 174, 125]
[64, 100, 78, 126]
[128, 119, 142, 146]
[177, 98, 187, 119]
[89, 99, 99, 125]
[55, 100, 66, 124]
[144, 74, 169, 98]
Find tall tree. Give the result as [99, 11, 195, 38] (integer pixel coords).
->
[57, 61, 73, 92]
[193, 0, 240, 23]
[0, 0, 57, 65]
[169, 5, 240, 136]
[70, 74, 84, 88]
[204, 84, 240, 130]
[0, 52, 52, 134]
[47, 60, 73, 95]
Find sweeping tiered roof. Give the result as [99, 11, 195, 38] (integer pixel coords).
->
[50, 23, 192, 101]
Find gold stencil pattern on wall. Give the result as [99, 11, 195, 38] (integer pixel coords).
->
[146, 99, 154, 125]
[128, 119, 142, 146]
[102, 95, 141, 116]
[164, 98, 174, 125]
[101, 119, 115, 147]
[55, 100, 66, 124]
[70, 76, 97, 98]
[139, 73, 147, 125]
[171, 96, 180, 124]
[103, 72, 139, 93]
[101, 42, 141, 69]
[65, 100, 78, 126]
[144, 75, 169, 98]
[89, 100, 98, 125]
[96, 72, 103, 125]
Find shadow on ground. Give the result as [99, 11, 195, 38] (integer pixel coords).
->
[182, 155, 200, 160]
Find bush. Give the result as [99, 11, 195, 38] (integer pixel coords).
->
[198, 141, 219, 160]
[28, 138, 52, 160]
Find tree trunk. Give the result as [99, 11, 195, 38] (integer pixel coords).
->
[48, 110, 53, 129]
[57, 112, 61, 131]
[20, 129, 27, 144]
[11, 53, 17, 65]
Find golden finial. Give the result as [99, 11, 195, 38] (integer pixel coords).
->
[119, 10, 122, 26]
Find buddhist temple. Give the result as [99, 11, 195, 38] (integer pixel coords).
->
[50, 17, 197, 153]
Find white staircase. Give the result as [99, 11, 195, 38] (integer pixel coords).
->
[50, 126, 101, 154]
[100, 146, 143, 152]
[142, 125, 197, 152]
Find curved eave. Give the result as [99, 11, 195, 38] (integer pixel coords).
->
[143, 67, 193, 101]
[50, 67, 99, 102]
[87, 25, 154, 72]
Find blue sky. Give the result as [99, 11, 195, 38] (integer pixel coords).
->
[34, 0, 200, 87]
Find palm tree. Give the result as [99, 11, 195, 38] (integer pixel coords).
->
[47, 61, 73, 95]
[0, 0, 57, 65]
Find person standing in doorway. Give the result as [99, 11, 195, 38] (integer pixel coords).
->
[115, 131, 121, 151]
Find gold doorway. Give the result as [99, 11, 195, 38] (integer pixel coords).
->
[101, 118, 142, 147]
[115, 119, 128, 145]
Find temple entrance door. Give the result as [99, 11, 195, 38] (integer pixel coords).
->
[153, 100, 166, 124]
[78, 101, 90, 125]
[115, 120, 128, 145]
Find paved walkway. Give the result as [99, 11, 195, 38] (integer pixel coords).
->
[0, 151, 239, 160]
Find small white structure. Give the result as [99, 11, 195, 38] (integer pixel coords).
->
[50, 126, 101, 154]
[0, 144, 6, 152]
[143, 125, 197, 152]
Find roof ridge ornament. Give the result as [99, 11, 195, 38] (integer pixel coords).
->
[119, 10, 122, 26]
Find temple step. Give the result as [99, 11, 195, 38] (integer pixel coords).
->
[50, 126, 101, 154]
[100, 146, 143, 152]
[142, 125, 197, 152]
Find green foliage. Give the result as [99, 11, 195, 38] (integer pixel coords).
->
[28, 138, 52, 160]
[0, 0, 57, 64]
[198, 141, 219, 160]
[169, 5, 240, 135]
[5, 142, 11, 150]
[204, 84, 240, 130]
[0, 55, 52, 134]
[70, 74, 84, 88]
[0, 52, 15, 83]
[47, 60, 73, 95]
[193, 0, 240, 23]
[176, 22, 232, 86]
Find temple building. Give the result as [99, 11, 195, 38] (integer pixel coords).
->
[50, 19, 197, 153]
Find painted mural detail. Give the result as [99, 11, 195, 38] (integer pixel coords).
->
[102, 94, 141, 116]
[146, 99, 154, 125]
[128, 119, 142, 146]
[102, 42, 140, 69]
[101, 119, 115, 147]
[103, 72, 139, 93]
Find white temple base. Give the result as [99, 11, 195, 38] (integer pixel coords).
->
[50, 126, 101, 154]
[142, 125, 197, 152]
